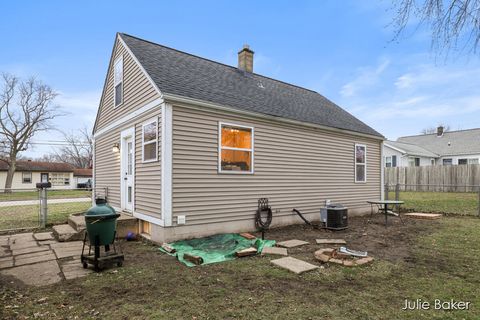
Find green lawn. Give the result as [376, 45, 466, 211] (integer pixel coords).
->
[1, 216, 480, 319]
[0, 202, 91, 230]
[0, 189, 91, 202]
[389, 191, 479, 216]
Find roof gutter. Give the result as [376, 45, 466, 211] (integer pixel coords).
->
[163, 93, 385, 141]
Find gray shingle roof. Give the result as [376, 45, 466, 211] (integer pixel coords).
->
[120, 34, 383, 138]
[397, 128, 480, 156]
[384, 141, 438, 158]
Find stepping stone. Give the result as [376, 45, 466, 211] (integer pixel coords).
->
[404, 213, 442, 220]
[0, 256, 13, 269]
[276, 239, 309, 248]
[9, 239, 38, 251]
[316, 239, 347, 245]
[12, 245, 50, 256]
[51, 242, 84, 259]
[1, 260, 61, 286]
[14, 251, 56, 266]
[33, 232, 54, 241]
[271, 257, 318, 274]
[52, 224, 84, 242]
[261, 246, 288, 256]
[60, 259, 92, 280]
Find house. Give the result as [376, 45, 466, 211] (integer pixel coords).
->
[383, 126, 480, 167]
[92, 33, 385, 243]
[73, 168, 93, 188]
[0, 160, 75, 190]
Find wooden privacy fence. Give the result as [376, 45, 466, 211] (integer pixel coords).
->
[385, 165, 480, 192]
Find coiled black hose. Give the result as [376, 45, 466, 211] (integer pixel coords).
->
[255, 207, 273, 230]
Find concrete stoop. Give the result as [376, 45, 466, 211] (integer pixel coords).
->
[53, 213, 138, 242]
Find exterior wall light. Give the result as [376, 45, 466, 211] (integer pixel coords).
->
[112, 143, 120, 153]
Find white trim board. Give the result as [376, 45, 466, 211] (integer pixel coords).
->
[94, 98, 163, 138]
[161, 103, 173, 227]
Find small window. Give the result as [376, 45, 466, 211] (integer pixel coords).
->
[458, 158, 468, 165]
[50, 173, 70, 186]
[219, 123, 254, 173]
[355, 144, 366, 183]
[142, 119, 158, 162]
[443, 158, 453, 165]
[408, 157, 420, 167]
[468, 158, 479, 165]
[22, 172, 32, 184]
[459, 158, 479, 165]
[431, 159, 435, 165]
[114, 56, 123, 107]
[385, 156, 392, 167]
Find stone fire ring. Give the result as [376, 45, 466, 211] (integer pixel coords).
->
[314, 248, 374, 267]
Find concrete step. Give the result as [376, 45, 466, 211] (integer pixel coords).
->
[68, 215, 86, 231]
[52, 224, 85, 242]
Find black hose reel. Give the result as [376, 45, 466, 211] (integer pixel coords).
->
[255, 198, 272, 240]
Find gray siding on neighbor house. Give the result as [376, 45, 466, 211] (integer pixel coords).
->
[94, 109, 162, 217]
[95, 39, 160, 131]
[171, 104, 382, 226]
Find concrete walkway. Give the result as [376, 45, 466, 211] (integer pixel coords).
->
[0, 197, 91, 207]
[0, 232, 91, 286]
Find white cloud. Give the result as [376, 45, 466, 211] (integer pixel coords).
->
[340, 58, 390, 97]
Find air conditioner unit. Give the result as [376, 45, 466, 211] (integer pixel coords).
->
[320, 205, 348, 230]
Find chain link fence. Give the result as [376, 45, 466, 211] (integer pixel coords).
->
[385, 184, 480, 217]
[0, 188, 93, 232]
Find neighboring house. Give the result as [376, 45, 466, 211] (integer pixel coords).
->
[383, 141, 438, 167]
[73, 168, 93, 188]
[93, 33, 385, 243]
[383, 126, 480, 167]
[0, 161, 74, 190]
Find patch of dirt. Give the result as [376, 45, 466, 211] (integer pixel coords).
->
[256, 214, 440, 263]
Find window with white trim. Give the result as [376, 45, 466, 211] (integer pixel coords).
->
[114, 56, 123, 107]
[142, 119, 158, 162]
[459, 158, 479, 165]
[219, 123, 253, 173]
[355, 144, 366, 182]
[22, 172, 32, 184]
[50, 173, 70, 186]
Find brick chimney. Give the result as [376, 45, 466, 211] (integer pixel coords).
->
[437, 126, 444, 137]
[238, 44, 254, 72]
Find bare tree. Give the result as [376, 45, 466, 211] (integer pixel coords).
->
[391, 0, 480, 55]
[53, 127, 93, 168]
[421, 123, 451, 134]
[0, 73, 62, 190]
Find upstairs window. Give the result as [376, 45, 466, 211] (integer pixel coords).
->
[22, 172, 32, 184]
[114, 56, 123, 107]
[142, 119, 158, 162]
[355, 144, 366, 183]
[219, 123, 254, 173]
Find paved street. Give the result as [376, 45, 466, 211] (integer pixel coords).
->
[0, 232, 91, 286]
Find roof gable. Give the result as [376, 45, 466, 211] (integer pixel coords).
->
[119, 33, 383, 138]
[398, 128, 480, 156]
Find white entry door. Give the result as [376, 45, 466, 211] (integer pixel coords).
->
[121, 129, 134, 212]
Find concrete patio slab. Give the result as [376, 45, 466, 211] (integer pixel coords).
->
[0, 248, 11, 257]
[33, 232, 54, 241]
[38, 240, 57, 246]
[1, 260, 62, 286]
[0, 256, 13, 269]
[12, 245, 50, 256]
[276, 239, 309, 248]
[61, 259, 92, 280]
[316, 239, 347, 245]
[51, 242, 83, 259]
[271, 257, 319, 274]
[261, 246, 288, 256]
[15, 251, 56, 266]
[9, 239, 38, 251]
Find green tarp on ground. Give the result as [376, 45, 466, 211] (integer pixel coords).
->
[159, 233, 276, 267]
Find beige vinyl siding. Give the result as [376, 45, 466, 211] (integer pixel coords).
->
[95, 39, 160, 131]
[134, 110, 162, 217]
[94, 128, 121, 206]
[172, 104, 381, 226]
[94, 109, 162, 216]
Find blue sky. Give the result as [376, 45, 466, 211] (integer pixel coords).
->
[1, 0, 479, 157]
